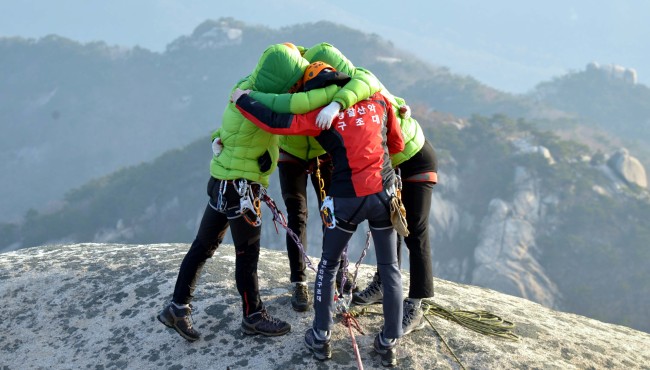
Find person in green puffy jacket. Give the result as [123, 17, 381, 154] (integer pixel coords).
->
[249, 42, 439, 337]
[157, 43, 309, 341]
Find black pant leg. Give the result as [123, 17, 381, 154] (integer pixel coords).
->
[401, 181, 435, 298]
[278, 160, 310, 283]
[173, 203, 229, 304]
[230, 215, 263, 317]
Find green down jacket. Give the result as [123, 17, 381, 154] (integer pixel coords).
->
[250, 42, 425, 167]
[248, 43, 382, 161]
[210, 44, 308, 187]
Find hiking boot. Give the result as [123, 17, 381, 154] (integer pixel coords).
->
[157, 302, 201, 342]
[336, 270, 359, 294]
[402, 299, 426, 335]
[291, 283, 310, 312]
[241, 308, 291, 336]
[351, 274, 382, 306]
[373, 332, 398, 367]
[304, 328, 332, 360]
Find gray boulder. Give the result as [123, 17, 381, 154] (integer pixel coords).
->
[607, 148, 648, 189]
[2, 243, 649, 369]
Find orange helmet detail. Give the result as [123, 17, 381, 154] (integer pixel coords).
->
[302, 61, 335, 86]
[282, 42, 298, 52]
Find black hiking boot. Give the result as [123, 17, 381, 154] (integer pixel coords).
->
[304, 328, 332, 360]
[157, 302, 201, 342]
[241, 308, 291, 336]
[373, 332, 398, 367]
[336, 270, 359, 294]
[291, 283, 310, 312]
[351, 273, 383, 306]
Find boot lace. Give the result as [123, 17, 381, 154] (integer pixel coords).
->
[358, 278, 381, 299]
[260, 309, 283, 326]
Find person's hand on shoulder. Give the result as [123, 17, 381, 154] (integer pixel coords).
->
[212, 138, 223, 157]
[399, 105, 411, 119]
[316, 101, 341, 130]
[230, 88, 251, 103]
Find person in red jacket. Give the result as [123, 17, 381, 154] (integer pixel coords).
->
[232, 62, 405, 367]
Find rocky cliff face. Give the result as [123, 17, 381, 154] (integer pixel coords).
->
[2, 243, 649, 369]
[471, 167, 561, 308]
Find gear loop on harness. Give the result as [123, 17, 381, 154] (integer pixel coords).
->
[235, 179, 262, 227]
[214, 179, 228, 212]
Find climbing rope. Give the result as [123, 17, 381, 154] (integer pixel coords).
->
[347, 297, 519, 369]
[344, 311, 365, 370]
[333, 230, 373, 370]
[259, 187, 318, 273]
[338, 230, 373, 308]
[420, 300, 519, 341]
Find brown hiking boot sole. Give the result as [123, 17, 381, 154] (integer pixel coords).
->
[157, 308, 200, 342]
[241, 322, 291, 337]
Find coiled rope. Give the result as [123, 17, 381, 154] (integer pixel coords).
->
[348, 298, 519, 369]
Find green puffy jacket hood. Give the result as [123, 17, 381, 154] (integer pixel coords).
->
[210, 44, 309, 187]
[302, 42, 356, 76]
[249, 44, 308, 94]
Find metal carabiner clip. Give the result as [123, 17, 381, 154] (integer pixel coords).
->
[320, 196, 336, 229]
[236, 179, 248, 197]
[240, 196, 262, 227]
[334, 293, 349, 314]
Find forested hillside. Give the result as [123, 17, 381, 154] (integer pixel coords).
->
[1, 18, 536, 222]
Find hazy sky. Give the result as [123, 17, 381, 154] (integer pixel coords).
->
[1, 0, 648, 93]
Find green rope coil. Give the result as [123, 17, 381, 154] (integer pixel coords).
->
[347, 299, 519, 370]
[348, 300, 518, 341]
[420, 299, 519, 341]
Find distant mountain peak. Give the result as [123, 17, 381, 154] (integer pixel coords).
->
[167, 18, 244, 52]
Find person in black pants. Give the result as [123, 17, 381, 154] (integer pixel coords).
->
[278, 152, 330, 310]
[352, 139, 438, 336]
[156, 43, 306, 342]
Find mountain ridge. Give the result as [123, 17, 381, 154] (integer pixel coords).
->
[3, 18, 649, 221]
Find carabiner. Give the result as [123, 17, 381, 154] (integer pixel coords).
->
[240, 196, 262, 227]
[320, 196, 336, 229]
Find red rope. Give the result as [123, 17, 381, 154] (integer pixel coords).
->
[342, 312, 365, 369]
